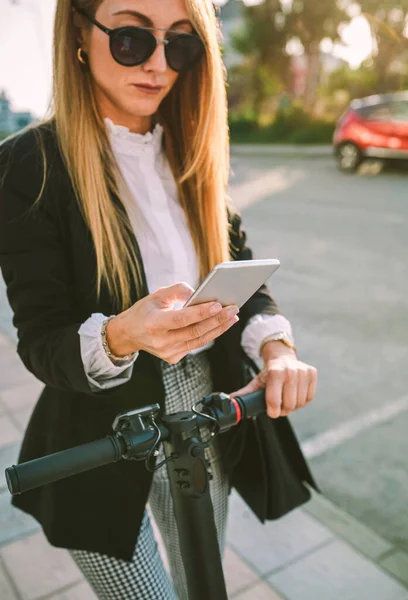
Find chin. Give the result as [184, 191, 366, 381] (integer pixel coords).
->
[125, 99, 162, 117]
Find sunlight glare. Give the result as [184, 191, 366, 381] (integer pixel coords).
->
[334, 16, 374, 67]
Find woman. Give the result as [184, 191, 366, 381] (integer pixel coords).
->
[0, 0, 318, 598]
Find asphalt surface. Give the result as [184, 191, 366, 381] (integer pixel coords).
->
[1, 154, 407, 553]
[229, 155, 408, 553]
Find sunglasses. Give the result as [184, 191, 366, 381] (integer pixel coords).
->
[73, 5, 205, 73]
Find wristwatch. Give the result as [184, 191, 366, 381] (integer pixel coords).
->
[101, 316, 136, 362]
[259, 331, 296, 355]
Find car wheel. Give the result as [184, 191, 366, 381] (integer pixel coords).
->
[336, 142, 363, 173]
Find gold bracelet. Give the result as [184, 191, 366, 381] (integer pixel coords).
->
[259, 331, 296, 355]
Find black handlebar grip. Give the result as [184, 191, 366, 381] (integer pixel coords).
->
[5, 435, 125, 495]
[236, 390, 266, 419]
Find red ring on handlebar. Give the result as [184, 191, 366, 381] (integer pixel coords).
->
[230, 397, 242, 424]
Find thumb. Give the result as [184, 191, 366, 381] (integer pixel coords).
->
[153, 282, 195, 309]
[230, 375, 264, 399]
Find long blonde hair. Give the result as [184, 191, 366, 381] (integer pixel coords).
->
[20, 0, 232, 313]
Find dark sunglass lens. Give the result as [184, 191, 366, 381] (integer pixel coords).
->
[166, 35, 204, 72]
[110, 28, 155, 66]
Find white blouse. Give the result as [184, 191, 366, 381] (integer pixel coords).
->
[78, 118, 293, 391]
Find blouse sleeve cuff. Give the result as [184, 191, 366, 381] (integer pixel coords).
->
[78, 313, 139, 391]
[241, 313, 294, 370]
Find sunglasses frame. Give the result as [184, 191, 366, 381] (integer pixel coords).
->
[73, 4, 205, 72]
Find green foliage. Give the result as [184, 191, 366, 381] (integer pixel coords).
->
[223, 0, 408, 140]
[228, 115, 259, 138]
[228, 0, 350, 113]
[287, 121, 336, 144]
[229, 1, 292, 115]
[227, 60, 283, 120]
[323, 63, 379, 99]
[229, 105, 335, 145]
[267, 105, 310, 139]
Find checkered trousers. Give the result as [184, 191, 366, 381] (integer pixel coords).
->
[70, 350, 230, 599]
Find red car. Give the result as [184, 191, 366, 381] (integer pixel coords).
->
[333, 91, 408, 172]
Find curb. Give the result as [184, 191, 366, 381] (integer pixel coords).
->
[230, 144, 333, 158]
[304, 488, 408, 588]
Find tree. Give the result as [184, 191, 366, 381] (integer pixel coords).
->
[229, 0, 291, 119]
[359, 0, 408, 92]
[321, 62, 378, 103]
[227, 0, 350, 116]
[285, 0, 350, 110]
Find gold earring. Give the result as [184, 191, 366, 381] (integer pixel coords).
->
[77, 47, 87, 64]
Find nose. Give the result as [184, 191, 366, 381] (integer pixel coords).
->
[143, 37, 168, 73]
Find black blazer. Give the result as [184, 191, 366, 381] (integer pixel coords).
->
[0, 122, 318, 561]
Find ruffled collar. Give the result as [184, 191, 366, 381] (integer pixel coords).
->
[104, 117, 164, 158]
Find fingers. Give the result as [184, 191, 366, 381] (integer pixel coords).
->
[296, 369, 310, 409]
[152, 282, 195, 310]
[166, 314, 239, 362]
[165, 302, 225, 331]
[264, 364, 285, 419]
[306, 367, 318, 404]
[230, 376, 263, 399]
[264, 360, 318, 419]
[152, 282, 234, 332]
[281, 367, 298, 413]
[286, 366, 318, 414]
[171, 305, 239, 343]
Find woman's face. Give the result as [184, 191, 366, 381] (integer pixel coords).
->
[78, 0, 193, 131]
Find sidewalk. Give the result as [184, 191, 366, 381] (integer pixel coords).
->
[1, 328, 408, 600]
[230, 144, 333, 158]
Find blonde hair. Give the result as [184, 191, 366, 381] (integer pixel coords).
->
[18, 0, 232, 313]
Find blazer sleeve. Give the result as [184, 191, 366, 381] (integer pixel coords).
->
[0, 131, 116, 396]
[228, 207, 280, 329]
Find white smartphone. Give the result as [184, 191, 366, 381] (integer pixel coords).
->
[183, 259, 280, 309]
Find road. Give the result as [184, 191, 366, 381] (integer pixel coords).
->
[229, 154, 408, 553]
[1, 154, 407, 553]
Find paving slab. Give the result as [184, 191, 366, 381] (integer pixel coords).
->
[10, 407, 34, 434]
[0, 277, 16, 343]
[0, 491, 40, 547]
[226, 491, 333, 575]
[0, 415, 21, 448]
[0, 380, 43, 413]
[233, 580, 284, 600]
[0, 350, 33, 393]
[380, 551, 408, 587]
[304, 488, 393, 561]
[0, 330, 11, 347]
[0, 443, 20, 493]
[310, 412, 408, 554]
[0, 531, 83, 600]
[47, 581, 98, 600]
[223, 545, 260, 596]
[268, 539, 408, 600]
[0, 560, 19, 600]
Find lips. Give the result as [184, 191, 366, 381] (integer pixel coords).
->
[133, 84, 164, 91]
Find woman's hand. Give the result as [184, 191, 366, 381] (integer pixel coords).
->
[106, 282, 239, 364]
[230, 341, 317, 419]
